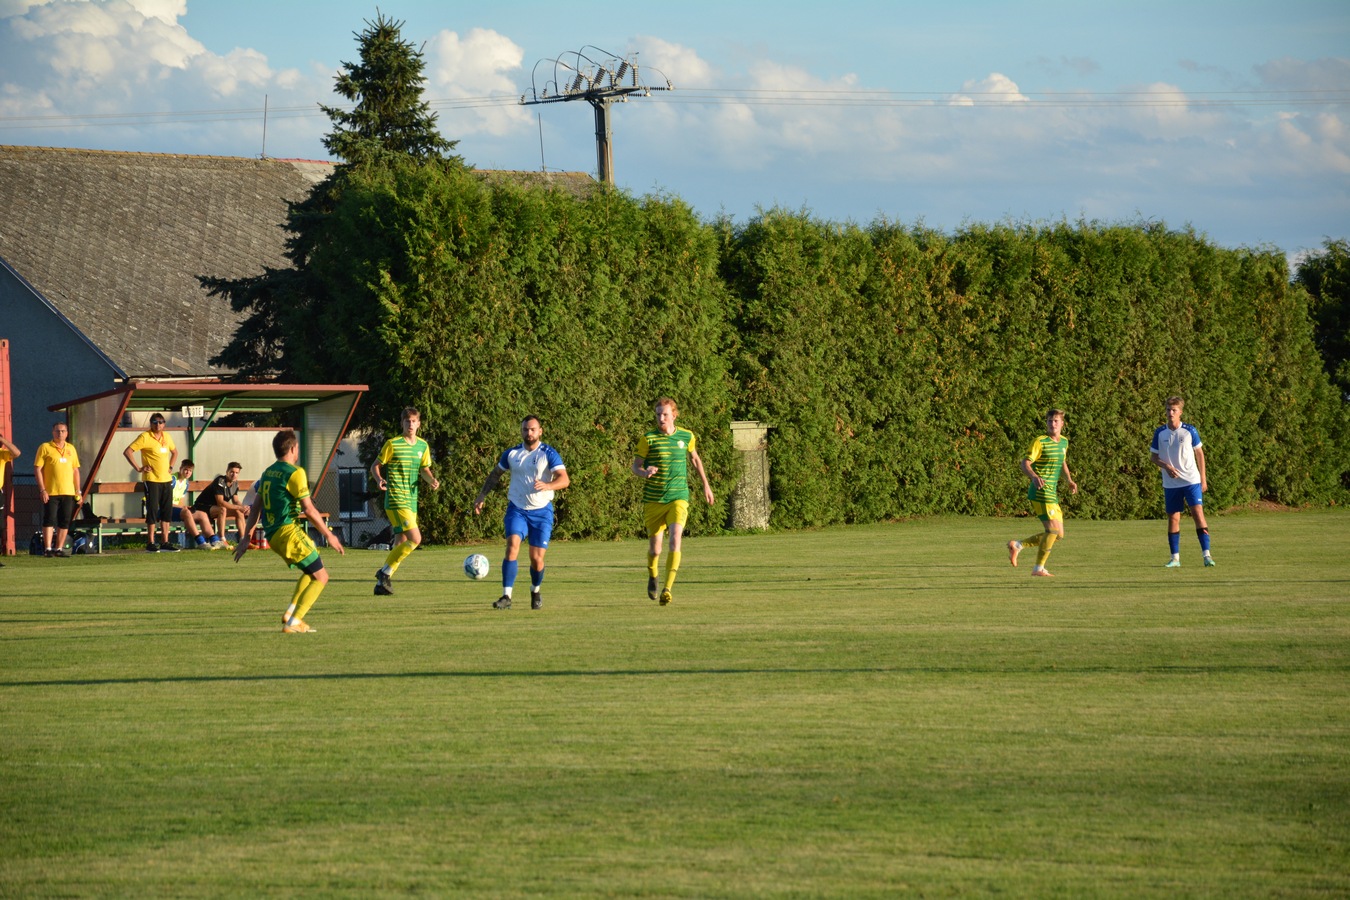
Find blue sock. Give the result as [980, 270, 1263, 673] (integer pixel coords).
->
[195, 535, 207, 546]
[1169, 531, 1180, 555]
[1197, 529, 1210, 552]
[530, 566, 544, 590]
[502, 559, 519, 589]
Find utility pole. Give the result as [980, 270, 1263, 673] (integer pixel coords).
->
[521, 47, 672, 186]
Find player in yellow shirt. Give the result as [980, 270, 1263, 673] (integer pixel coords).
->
[1007, 408, 1079, 577]
[0, 431, 20, 567]
[631, 397, 715, 605]
[370, 407, 439, 596]
[234, 430, 344, 633]
[34, 422, 82, 557]
[123, 413, 179, 552]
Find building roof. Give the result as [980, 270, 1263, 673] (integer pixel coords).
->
[0, 145, 597, 380]
[0, 145, 331, 378]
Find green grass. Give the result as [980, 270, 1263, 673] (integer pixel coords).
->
[2, 511, 1348, 897]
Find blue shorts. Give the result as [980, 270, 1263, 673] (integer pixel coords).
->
[1164, 483, 1204, 515]
[504, 502, 553, 548]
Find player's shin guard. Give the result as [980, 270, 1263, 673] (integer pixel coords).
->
[1169, 531, 1181, 555]
[384, 539, 416, 575]
[1022, 533, 1044, 547]
[1035, 533, 1058, 568]
[647, 553, 659, 578]
[530, 566, 544, 590]
[502, 559, 519, 595]
[664, 550, 682, 591]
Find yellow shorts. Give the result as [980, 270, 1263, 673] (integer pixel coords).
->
[1031, 500, 1063, 523]
[386, 507, 418, 535]
[269, 523, 320, 570]
[644, 499, 689, 537]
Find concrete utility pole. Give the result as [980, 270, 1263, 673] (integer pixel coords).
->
[521, 47, 672, 186]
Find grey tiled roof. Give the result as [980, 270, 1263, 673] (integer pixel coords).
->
[0, 145, 331, 377]
[0, 146, 597, 378]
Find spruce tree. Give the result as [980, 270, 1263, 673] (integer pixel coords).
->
[205, 12, 459, 378]
[321, 12, 459, 165]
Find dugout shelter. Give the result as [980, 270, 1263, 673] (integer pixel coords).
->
[50, 379, 367, 505]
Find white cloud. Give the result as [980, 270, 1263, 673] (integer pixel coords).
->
[0, 0, 325, 154]
[424, 27, 530, 137]
[0, 0, 52, 17]
[950, 72, 1029, 106]
[633, 36, 714, 89]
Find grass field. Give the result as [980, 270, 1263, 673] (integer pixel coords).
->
[2, 511, 1348, 897]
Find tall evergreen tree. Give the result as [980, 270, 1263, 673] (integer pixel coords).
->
[205, 13, 459, 378]
[321, 12, 459, 165]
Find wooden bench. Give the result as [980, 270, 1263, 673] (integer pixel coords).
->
[88, 480, 248, 552]
[87, 480, 331, 552]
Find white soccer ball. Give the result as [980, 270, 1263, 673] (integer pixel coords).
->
[463, 553, 490, 581]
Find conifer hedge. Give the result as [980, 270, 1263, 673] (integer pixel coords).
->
[723, 211, 1349, 527]
[307, 159, 736, 543]
[279, 159, 1347, 541]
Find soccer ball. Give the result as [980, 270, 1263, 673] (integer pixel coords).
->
[463, 553, 490, 581]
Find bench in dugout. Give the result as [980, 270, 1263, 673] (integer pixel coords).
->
[87, 481, 330, 552]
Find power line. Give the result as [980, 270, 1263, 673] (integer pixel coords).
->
[1, 87, 1345, 131]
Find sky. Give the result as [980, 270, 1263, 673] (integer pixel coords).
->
[1, 0, 1348, 260]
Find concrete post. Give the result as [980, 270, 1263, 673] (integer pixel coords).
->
[727, 421, 770, 530]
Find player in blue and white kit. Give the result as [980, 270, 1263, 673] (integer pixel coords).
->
[473, 416, 570, 610]
[1150, 396, 1214, 568]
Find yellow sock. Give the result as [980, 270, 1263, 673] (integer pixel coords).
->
[384, 540, 417, 575]
[647, 553, 659, 578]
[1023, 533, 1044, 547]
[294, 577, 326, 622]
[285, 575, 313, 621]
[664, 551, 682, 591]
[1036, 533, 1058, 567]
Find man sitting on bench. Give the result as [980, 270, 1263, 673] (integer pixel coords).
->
[173, 460, 227, 550]
[193, 462, 250, 546]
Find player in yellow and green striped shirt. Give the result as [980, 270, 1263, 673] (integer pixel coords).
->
[631, 397, 715, 605]
[370, 407, 440, 596]
[1007, 408, 1078, 577]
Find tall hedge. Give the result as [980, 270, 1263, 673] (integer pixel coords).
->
[263, 159, 1345, 539]
[305, 158, 736, 543]
[723, 211, 1349, 526]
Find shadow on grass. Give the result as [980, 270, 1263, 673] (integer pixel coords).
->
[4, 661, 1342, 689]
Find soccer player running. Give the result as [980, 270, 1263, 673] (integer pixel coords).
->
[234, 430, 344, 633]
[631, 397, 715, 605]
[1007, 408, 1078, 577]
[370, 407, 440, 596]
[1150, 396, 1214, 568]
[474, 415, 570, 610]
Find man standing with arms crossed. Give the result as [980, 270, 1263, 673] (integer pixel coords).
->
[371, 407, 439, 596]
[474, 415, 570, 610]
[632, 398, 715, 605]
[1151, 396, 1215, 568]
